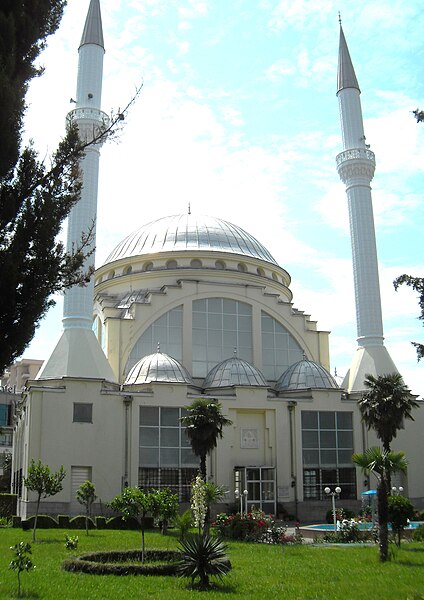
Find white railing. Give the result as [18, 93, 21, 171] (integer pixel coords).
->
[336, 148, 375, 166]
[66, 107, 110, 127]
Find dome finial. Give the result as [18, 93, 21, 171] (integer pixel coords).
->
[157, 342, 161, 353]
[188, 203, 191, 215]
[338, 11, 342, 25]
[233, 347, 237, 356]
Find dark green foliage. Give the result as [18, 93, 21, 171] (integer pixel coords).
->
[76, 480, 97, 535]
[325, 507, 355, 524]
[23, 459, 66, 541]
[394, 274, 424, 360]
[388, 495, 415, 546]
[175, 509, 193, 541]
[105, 515, 147, 530]
[57, 515, 69, 528]
[412, 524, 424, 541]
[109, 487, 156, 560]
[12, 515, 21, 528]
[96, 516, 107, 529]
[9, 541, 34, 597]
[0, 492, 17, 517]
[359, 373, 418, 454]
[0, 0, 140, 373]
[180, 399, 232, 478]
[22, 514, 58, 530]
[150, 488, 179, 534]
[0, 0, 66, 176]
[177, 533, 231, 590]
[62, 549, 181, 576]
[69, 515, 96, 530]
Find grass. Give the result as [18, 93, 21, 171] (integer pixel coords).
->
[0, 527, 423, 599]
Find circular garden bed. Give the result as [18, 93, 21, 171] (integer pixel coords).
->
[62, 549, 181, 576]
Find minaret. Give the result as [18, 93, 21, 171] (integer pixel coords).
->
[37, 0, 115, 381]
[336, 24, 397, 392]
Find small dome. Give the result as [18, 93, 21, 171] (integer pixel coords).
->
[105, 213, 277, 266]
[125, 352, 194, 385]
[275, 359, 338, 391]
[204, 357, 268, 388]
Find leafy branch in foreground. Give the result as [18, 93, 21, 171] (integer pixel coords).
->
[0, 84, 142, 373]
[394, 274, 424, 360]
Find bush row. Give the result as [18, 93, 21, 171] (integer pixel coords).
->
[62, 549, 181, 576]
[15, 515, 155, 530]
[0, 493, 17, 518]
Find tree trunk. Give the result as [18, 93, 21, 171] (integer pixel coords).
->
[85, 506, 89, 536]
[32, 494, 41, 542]
[200, 455, 207, 480]
[377, 478, 389, 562]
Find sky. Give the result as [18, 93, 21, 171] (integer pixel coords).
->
[22, 0, 424, 397]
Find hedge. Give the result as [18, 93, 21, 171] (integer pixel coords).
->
[0, 493, 17, 518]
[62, 549, 181, 576]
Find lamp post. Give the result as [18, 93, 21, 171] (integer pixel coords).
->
[324, 486, 341, 531]
[243, 489, 248, 515]
[391, 486, 404, 496]
[235, 489, 243, 516]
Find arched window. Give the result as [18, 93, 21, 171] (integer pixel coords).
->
[166, 260, 178, 269]
[123, 265, 132, 275]
[125, 306, 183, 375]
[237, 262, 247, 273]
[192, 298, 252, 377]
[215, 260, 226, 270]
[261, 312, 303, 380]
[143, 262, 153, 271]
[190, 259, 202, 268]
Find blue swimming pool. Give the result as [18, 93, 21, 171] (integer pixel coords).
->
[306, 521, 422, 531]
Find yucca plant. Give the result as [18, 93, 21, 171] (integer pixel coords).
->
[177, 533, 231, 590]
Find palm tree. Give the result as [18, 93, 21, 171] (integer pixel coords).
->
[358, 373, 418, 454]
[353, 447, 408, 562]
[180, 399, 232, 479]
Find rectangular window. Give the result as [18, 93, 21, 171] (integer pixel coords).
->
[139, 406, 197, 500]
[0, 404, 10, 427]
[73, 403, 93, 423]
[301, 410, 356, 500]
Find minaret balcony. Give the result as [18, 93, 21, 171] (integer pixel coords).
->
[66, 107, 110, 127]
[336, 147, 375, 183]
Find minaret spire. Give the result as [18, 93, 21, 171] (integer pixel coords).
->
[336, 25, 397, 392]
[37, 0, 115, 381]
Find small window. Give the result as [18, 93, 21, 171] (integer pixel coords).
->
[215, 260, 226, 270]
[123, 265, 132, 275]
[144, 262, 153, 271]
[108, 270, 115, 279]
[166, 260, 178, 269]
[272, 272, 278, 281]
[190, 259, 202, 268]
[73, 403, 93, 423]
[237, 262, 247, 272]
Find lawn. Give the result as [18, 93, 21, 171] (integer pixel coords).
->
[0, 527, 423, 599]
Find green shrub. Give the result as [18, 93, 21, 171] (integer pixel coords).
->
[62, 549, 181, 576]
[105, 515, 142, 530]
[64, 534, 79, 550]
[69, 515, 95, 530]
[22, 514, 58, 530]
[58, 515, 70, 528]
[212, 509, 284, 543]
[177, 533, 231, 590]
[96, 516, 107, 529]
[12, 515, 21, 528]
[388, 495, 415, 546]
[325, 507, 355, 524]
[412, 524, 424, 542]
[0, 493, 17, 517]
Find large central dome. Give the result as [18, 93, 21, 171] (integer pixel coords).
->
[105, 213, 277, 265]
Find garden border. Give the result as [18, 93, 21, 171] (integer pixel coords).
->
[62, 549, 181, 576]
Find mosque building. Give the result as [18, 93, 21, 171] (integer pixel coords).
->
[12, 0, 424, 522]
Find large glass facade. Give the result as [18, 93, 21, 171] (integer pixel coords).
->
[139, 406, 198, 501]
[192, 299, 253, 377]
[301, 411, 356, 500]
[127, 306, 183, 375]
[261, 312, 303, 380]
